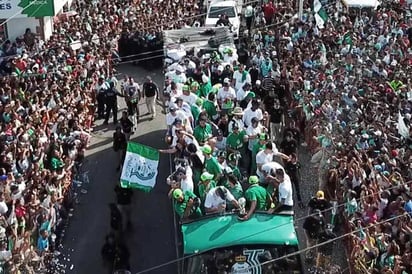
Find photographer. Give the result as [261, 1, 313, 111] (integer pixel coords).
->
[204, 186, 240, 214]
[171, 188, 202, 220]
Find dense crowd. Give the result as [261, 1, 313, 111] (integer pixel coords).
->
[159, 1, 412, 273]
[0, 0, 206, 272]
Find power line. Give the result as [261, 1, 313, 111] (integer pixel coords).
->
[133, 176, 405, 274]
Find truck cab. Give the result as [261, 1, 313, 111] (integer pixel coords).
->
[205, 0, 242, 39]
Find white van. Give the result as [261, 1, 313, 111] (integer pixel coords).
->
[205, 0, 241, 39]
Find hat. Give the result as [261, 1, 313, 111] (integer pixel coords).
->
[248, 175, 259, 184]
[172, 189, 183, 200]
[223, 78, 230, 84]
[176, 65, 185, 73]
[361, 133, 369, 139]
[316, 190, 324, 199]
[246, 92, 256, 98]
[201, 144, 212, 154]
[232, 107, 244, 116]
[217, 65, 224, 71]
[256, 80, 261, 85]
[200, 172, 214, 181]
[195, 98, 203, 106]
[259, 133, 267, 140]
[182, 85, 190, 92]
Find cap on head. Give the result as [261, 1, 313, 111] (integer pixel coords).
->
[248, 175, 259, 184]
[201, 144, 212, 154]
[316, 190, 324, 199]
[173, 189, 183, 200]
[200, 172, 214, 181]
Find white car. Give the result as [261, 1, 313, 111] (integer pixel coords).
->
[205, 0, 241, 39]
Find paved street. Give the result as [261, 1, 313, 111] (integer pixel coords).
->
[61, 64, 177, 274]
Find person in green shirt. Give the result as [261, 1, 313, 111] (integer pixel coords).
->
[226, 173, 244, 200]
[239, 176, 270, 221]
[193, 118, 213, 145]
[198, 75, 212, 98]
[198, 172, 217, 202]
[226, 124, 248, 153]
[251, 133, 268, 175]
[202, 144, 222, 181]
[191, 98, 203, 124]
[172, 188, 202, 220]
[227, 153, 242, 180]
[203, 93, 219, 121]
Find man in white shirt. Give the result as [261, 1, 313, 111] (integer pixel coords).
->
[232, 64, 251, 92]
[243, 100, 263, 127]
[217, 78, 236, 111]
[270, 169, 294, 212]
[204, 186, 240, 214]
[180, 85, 198, 106]
[256, 142, 289, 180]
[246, 117, 264, 152]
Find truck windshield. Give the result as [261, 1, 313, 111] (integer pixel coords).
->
[208, 6, 236, 18]
[184, 245, 302, 274]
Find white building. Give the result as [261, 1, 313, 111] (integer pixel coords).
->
[0, 0, 71, 42]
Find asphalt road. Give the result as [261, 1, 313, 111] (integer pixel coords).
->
[60, 64, 177, 274]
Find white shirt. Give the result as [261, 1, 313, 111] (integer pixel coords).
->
[0, 202, 7, 215]
[256, 146, 280, 178]
[261, 161, 285, 176]
[217, 87, 236, 102]
[233, 70, 251, 91]
[166, 110, 188, 127]
[243, 108, 263, 127]
[246, 124, 264, 151]
[278, 174, 294, 206]
[228, 118, 245, 133]
[215, 137, 227, 151]
[236, 87, 248, 101]
[180, 166, 194, 192]
[180, 92, 198, 106]
[204, 187, 235, 209]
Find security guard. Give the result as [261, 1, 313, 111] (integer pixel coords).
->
[104, 82, 123, 125]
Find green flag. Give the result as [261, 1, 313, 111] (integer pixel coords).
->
[313, 0, 328, 29]
[120, 142, 160, 191]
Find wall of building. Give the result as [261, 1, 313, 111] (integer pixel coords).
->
[6, 17, 40, 41]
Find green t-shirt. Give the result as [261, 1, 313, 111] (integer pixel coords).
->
[191, 105, 201, 122]
[229, 183, 244, 200]
[193, 124, 212, 144]
[174, 190, 202, 218]
[227, 130, 247, 150]
[198, 82, 212, 98]
[203, 100, 218, 119]
[198, 180, 216, 201]
[205, 157, 222, 178]
[245, 185, 268, 210]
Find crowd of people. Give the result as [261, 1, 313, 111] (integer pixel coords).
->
[159, 1, 412, 273]
[0, 0, 205, 272]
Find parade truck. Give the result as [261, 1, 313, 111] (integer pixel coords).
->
[179, 211, 303, 274]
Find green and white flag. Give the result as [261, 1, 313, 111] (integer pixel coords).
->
[120, 142, 160, 191]
[313, 0, 328, 29]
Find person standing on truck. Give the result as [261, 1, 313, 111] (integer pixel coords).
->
[172, 188, 202, 220]
[239, 175, 271, 221]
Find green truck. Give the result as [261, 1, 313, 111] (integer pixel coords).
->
[180, 212, 303, 274]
